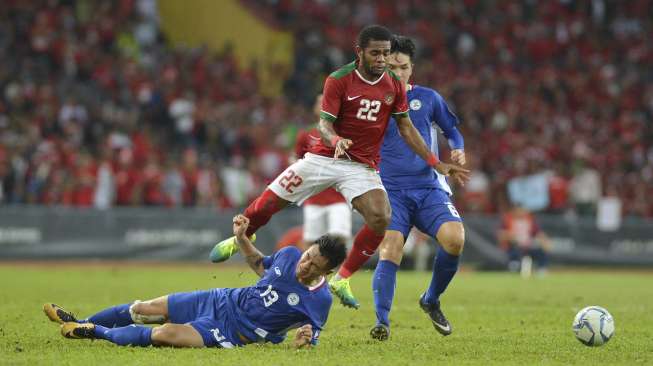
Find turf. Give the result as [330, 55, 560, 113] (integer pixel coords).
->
[1, 265, 651, 365]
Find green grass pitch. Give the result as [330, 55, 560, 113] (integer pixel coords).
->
[1, 265, 651, 365]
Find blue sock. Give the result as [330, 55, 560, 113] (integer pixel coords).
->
[372, 260, 399, 327]
[424, 247, 459, 304]
[84, 303, 133, 328]
[94, 324, 153, 346]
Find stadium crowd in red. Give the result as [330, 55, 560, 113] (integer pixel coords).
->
[1, 0, 652, 218]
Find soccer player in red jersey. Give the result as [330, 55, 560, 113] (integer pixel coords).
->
[210, 25, 469, 287]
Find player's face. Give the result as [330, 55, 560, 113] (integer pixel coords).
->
[356, 40, 392, 78]
[296, 245, 332, 281]
[387, 52, 413, 86]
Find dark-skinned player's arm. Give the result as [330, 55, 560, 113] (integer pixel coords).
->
[317, 118, 352, 159]
[394, 114, 470, 186]
[232, 214, 265, 277]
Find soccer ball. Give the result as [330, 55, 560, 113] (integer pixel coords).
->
[572, 306, 615, 346]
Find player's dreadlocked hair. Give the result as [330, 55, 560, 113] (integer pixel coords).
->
[314, 234, 348, 270]
[391, 35, 416, 61]
[357, 25, 393, 49]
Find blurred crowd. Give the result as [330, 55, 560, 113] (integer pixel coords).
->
[1, 0, 652, 218]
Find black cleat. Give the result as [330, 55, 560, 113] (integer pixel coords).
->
[43, 303, 78, 324]
[419, 294, 452, 336]
[61, 322, 96, 339]
[370, 323, 390, 341]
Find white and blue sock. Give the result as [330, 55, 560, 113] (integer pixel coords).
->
[424, 247, 459, 305]
[94, 324, 153, 346]
[84, 303, 133, 327]
[372, 260, 399, 327]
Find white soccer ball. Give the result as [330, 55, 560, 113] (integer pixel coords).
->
[572, 306, 615, 346]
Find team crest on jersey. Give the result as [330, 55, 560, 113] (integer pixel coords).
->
[384, 93, 395, 105]
[287, 293, 300, 306]
[274, 267, 281, 276]
[410, 99, 422, 111]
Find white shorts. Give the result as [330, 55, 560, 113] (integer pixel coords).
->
[268, 153, 385, 206]
[303, 202, 352, 241]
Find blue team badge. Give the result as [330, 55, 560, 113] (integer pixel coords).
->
[410, 99, 422, 111]
[274, 267, 281, 276]
[287, 293, 300, 306]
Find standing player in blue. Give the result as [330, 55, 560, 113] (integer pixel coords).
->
[330, 35, 468, 341]
[372, 35, 467, 340]
[43, 214, 347, 349]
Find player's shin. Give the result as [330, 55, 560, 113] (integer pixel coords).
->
[94, 324, 153, 346]
[84, 303, 134, 327]
[372, 260, 399, 327]
[424, 246, 460, 304]
[243, 189, 288, 237]
[335, 224, 383, 280]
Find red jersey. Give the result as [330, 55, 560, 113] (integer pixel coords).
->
[295, 128, 346, 206]
[311, 61, 409, 169]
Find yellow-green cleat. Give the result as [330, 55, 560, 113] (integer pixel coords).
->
[328, 277, 360, 309]
[209, 234, 256, 263]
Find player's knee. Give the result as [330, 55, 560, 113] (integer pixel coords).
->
[151, 324, 177, 345]
[438, 223, 465, 255]
[366, 211, 391, 234]
[129, 300, 166, 324]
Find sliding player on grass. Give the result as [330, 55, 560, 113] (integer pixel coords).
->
[329, 36, 468, 341]
[43, 215, 346, 349]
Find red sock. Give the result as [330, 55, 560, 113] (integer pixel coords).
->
[338, 224, 384, 278]
[243, 189, 288, 237]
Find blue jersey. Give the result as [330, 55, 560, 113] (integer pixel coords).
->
[379, 85, 463, 194]
[226, 246, 331, 345]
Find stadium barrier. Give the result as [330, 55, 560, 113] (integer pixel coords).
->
[0, 206, 652, 267]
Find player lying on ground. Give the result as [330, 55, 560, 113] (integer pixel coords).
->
[328, 35, 468, 341]
[210, 25, 468, 290]
[43, 215, 347, 349]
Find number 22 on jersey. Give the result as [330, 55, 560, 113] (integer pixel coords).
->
[356, 99, 381, 121]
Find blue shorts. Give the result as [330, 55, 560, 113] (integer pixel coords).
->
[387, 188, 462, 239]
[167, 289, 241, 348]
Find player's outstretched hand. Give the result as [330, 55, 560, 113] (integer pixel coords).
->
[333, 138, 353, 159]
[233, 214, 250, 239]
[434, 162, 470, 186]
[293, 324, 313, 349]
[451, 149, 466, 166]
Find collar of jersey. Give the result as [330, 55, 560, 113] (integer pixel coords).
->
[354, 69, 385, 85]
[307, 276, 326, 291]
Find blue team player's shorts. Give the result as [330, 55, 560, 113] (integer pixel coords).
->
[167, 289, 243, 348]
[386, 187, 462, 239]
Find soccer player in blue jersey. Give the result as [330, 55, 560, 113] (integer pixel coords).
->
[43, 215, 347, 349]
[329, 35, 468, 341]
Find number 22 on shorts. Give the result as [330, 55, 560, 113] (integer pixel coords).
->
[278, 169, 303, 193]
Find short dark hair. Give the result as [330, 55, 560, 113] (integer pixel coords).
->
[314, 234, 348, 270]
[357, 25, 393, 49]
[391, 35, 416, 61]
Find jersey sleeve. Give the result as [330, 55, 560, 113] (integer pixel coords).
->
[391, 80, 409, 118]
[262, 246, 300, 269]
[261, 252, 279, 270]
[432, 92, 464, 149]
[320, 77, 344, 123]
